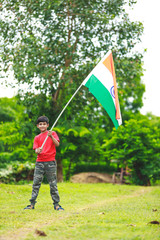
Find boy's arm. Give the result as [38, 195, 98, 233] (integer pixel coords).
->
[48, 130, 60, 147]
[33, 137, 42, 154]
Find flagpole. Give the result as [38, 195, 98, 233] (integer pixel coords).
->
[41, 82, 84, 149]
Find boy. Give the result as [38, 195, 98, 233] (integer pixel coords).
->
[24, 116, 64, 211]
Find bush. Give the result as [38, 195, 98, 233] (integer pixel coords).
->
[0, 152, 12, 168]
[73, 163, 115, 175]
[0, 162, 35, 183]
[103, 117, 160, 185]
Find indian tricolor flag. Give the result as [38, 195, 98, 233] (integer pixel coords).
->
[82, 50, 122, 129]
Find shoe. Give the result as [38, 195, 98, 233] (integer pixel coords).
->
[54, 205, 64, 211]
[24, 205, 34, 210]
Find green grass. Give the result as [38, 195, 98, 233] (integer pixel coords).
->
[0, 183, 160, 240]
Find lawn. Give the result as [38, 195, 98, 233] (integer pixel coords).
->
[0, 183, 160, 240]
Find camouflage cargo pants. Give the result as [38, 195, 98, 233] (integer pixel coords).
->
[30, 161, 60, 207]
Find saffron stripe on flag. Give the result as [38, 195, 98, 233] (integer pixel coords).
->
[103, 53, 120, 120]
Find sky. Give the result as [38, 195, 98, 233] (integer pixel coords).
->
[128, 0, 160, 117]
[0, 0, 160, 117]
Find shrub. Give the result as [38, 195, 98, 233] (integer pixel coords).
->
[103, 118, 160, 185]
[0, 162, 35, 183]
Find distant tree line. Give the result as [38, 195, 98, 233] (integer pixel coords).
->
[0, 97, 159, 185]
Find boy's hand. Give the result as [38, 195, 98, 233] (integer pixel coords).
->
[48, 130, 59, 147]
[48, 130, 52, 137]
[35, 147, 42, 154]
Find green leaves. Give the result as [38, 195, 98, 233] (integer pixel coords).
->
[0, 1, 151, 184]
[103, 115, 160, 185]
[0, 0, 144, 124]
[0, 97, 35, 169]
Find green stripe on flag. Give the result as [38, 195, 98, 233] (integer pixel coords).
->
[85, 74, 119, 129]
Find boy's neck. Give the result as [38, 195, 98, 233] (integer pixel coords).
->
[40, 130, 48, 133]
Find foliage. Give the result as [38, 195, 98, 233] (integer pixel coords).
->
[0, 97, 112, 182]
[0, 0, 145, 132]
[115, 54, 145, 118]
[102, 115, 160, 185]
[0, 101, 35, 181]
[0, 183, 160, 239]
[0, 97, 35, 170]
[1, 97, 160, 186]
[0, 1, 149, 184]
[0, 97, 25, 122]
[0, 161, 35, 183]
[54, 124, 108, 180]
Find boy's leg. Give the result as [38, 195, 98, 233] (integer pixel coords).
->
[29, 162, 44, 206]
[45, 161, 60, 208]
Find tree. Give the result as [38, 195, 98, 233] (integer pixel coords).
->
[0, 0, 144, 130]
[0, 1, 146, 180]
[102, 115, 160, 185]
[0, 97, 35, 169]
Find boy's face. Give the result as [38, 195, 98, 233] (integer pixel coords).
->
[37, 122, 49, 133]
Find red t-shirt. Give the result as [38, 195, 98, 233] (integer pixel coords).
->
[33, 131, 60, 162]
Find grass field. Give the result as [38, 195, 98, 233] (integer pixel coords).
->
[0, 182, 160, 240]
